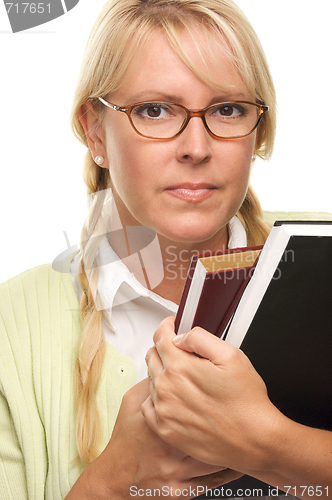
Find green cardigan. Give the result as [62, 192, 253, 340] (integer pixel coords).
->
[0, 263, 136, 499]
[1, 212, 331, 499]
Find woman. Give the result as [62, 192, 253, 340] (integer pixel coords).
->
[0, 0, 284, 498]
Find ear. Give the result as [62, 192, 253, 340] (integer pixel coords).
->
[78, 102, 109, 169]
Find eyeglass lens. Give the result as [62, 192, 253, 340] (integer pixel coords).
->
[130, 102, 260, 139]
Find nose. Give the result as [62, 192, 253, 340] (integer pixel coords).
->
[175, 116, 212, 165]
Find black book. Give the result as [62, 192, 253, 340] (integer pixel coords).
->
[195, 220, 332, 498]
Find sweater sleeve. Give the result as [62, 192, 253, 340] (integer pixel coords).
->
[0, 263, 136, 500]
[0, 269, 49, 500]
[0, 389, 28, 499]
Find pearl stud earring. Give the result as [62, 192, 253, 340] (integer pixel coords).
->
[94, 156, 104, 165]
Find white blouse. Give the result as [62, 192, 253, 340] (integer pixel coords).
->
[71, 216, 247, 382]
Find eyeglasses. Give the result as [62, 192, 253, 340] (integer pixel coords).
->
[98, 97, 269, 140]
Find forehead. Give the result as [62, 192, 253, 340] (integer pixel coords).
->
[111, 29, 250, 104]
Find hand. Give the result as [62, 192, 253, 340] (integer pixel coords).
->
[77, 378, 242, 499]
[142, 317, 281, 474]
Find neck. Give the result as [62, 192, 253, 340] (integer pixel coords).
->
[107, 216, 229, 305]
[150, 227, 229, 304]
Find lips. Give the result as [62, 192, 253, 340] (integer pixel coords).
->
[165, 183, 217, 202]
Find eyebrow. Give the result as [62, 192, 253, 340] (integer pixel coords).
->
[124, 91, 251, 105]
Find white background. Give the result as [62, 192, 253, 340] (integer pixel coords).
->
[0, 1, 331, 283]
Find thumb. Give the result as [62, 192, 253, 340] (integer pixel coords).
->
[172, 327, 231, 365]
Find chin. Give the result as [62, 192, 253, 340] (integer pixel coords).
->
[159, 221, 227, 246]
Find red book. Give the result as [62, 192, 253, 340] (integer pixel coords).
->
[175, 246, 263, 337]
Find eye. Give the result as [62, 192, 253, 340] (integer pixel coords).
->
[132, 103, 173, 120]
[145, 106, 164, 118]
[213, 104, 244, 118]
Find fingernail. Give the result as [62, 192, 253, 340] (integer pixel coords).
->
[172, 333, 185, 344]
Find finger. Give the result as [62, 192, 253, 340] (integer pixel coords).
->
[145, 345, 162, 372]
[153, 315, 176, 341]
[182, 455, 227, 475]
[147, 367, 156, 390]
[148, 321, 189, 378]
[208, 468, 243, 487]
[153, 316, 194, 367]
[172, 326, 239, 365]
[141, 394, 158, 426]
[187, 469, 243, 493]
[145, 345, 164, 386]
[153, 316, 177, 353]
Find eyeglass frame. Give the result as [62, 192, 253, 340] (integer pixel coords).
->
[98, 96, 269, 141]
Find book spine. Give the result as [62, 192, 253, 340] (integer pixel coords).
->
[216, 267, 254, 338]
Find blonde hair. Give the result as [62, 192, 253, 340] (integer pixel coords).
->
[71, 0, 276, 463]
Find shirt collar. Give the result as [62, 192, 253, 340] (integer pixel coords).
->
[228, 215, 248, 249]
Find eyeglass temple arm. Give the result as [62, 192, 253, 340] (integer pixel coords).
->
[98, 97, 128, 112]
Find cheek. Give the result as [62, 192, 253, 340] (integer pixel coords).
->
[104, 125, 139, 193]
[217, 138, 254, 214]
[106, 126, 172, 196]
[221, 136, 254, 184]
[104, 129, 169, 225]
